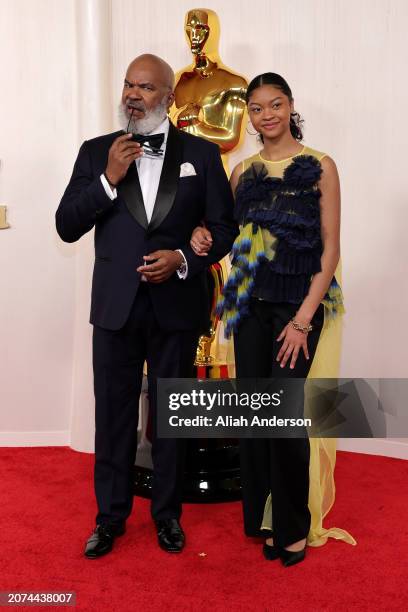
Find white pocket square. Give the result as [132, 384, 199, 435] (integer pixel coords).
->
[179, 162, 197, 177]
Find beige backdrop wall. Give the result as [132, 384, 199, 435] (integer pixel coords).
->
[0, 0, 407, 456]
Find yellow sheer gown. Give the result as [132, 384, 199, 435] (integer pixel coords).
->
[236, 147, 356, 547]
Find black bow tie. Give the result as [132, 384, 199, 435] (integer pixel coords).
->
[131, 132, 165, 152]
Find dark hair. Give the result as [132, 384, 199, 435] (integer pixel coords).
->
[246, 72, 304, 141]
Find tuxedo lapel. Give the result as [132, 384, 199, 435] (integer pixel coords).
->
[117, 160, 148, 230]
[148, 123, 183, 232]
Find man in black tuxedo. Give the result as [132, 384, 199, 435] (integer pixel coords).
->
[56, 54, 237, 558]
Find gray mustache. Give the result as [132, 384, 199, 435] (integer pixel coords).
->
[126, 103, 145, 112]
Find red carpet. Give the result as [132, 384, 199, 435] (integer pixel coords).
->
[1, 447, 407, 611]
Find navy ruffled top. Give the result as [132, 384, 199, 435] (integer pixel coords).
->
[235, 155, 324, 304]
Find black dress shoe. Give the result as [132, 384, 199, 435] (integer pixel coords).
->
[277, 545, 306, 567]
[155, 518, 185, 553]
[263, 542, 280, 561]
[84, 523, 126, 559]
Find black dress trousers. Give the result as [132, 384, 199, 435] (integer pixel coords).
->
[234, 299, 324, 548]
[92, 282, 199, 526]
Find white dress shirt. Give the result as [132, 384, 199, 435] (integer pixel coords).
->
[100, 117, 187, 278]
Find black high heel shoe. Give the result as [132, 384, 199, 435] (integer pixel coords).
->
[277, 545, 306, 567]
[263, 542, 280, 561]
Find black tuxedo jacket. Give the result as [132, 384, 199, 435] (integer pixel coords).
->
[56, 123, 238, 332]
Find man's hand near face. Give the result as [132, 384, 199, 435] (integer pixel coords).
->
[104, 133, 143, 186]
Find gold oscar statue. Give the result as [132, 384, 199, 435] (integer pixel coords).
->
[170, 8, 248, 367]
[171, 8, 247, 164]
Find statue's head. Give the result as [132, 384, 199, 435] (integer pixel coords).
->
[184, 8, 220, 57]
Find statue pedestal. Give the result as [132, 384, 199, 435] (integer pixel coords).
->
[134, 368, 242, 503]
[134, 438, 241, 503]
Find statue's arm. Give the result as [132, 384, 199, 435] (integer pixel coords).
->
[173, 87, 247, 154]
[194, 88, 247, 153]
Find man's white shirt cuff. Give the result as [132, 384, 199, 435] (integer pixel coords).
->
[100, 174, 117, 200]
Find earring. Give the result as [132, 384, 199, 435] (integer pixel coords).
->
[246, 122, 258, 136]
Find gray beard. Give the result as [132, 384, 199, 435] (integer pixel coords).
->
[118, 100, 168, 135]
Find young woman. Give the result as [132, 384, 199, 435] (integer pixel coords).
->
[190, 73, 343, 567]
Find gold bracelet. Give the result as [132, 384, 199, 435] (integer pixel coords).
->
[290, 318, 313, 334]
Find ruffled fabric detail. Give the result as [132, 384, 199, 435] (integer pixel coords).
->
[216, 222, 266, 339]
[282, 154, 323, 188]
[252, 270, 314, 304]
[217, 155, 342, 337]
[234, 163, 280, 223]
[238, 159, 323, 282]
[263, 243, 322, 275]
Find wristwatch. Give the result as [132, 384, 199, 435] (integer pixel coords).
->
[175, 249, 187, 277]
[177, 258, 187, 276]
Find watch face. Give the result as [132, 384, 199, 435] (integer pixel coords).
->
[178, 259, 187, 275]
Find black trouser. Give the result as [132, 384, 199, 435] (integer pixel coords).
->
[92, 282, 199, 525]
[234, 299, 324, 548]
